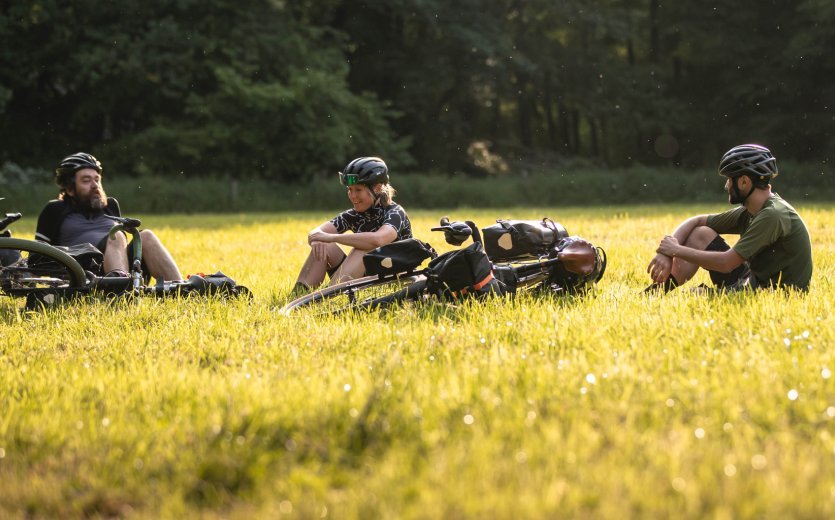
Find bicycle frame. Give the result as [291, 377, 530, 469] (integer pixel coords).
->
[106, 215, 143, 290]
[281, 216, 607, 314]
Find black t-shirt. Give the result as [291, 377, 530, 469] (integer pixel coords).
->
[35, 197, 121, 247]
[329, 203, 412, 241]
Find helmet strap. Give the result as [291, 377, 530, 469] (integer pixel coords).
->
[730, 176, 755, 205]
[369, 184, 382, 206]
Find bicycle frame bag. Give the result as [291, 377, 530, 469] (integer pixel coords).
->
[482, 218, 569, 262]
[426, 241, 502, 298]
[30, 242, 104, 273]
[363, 238, 438, 276]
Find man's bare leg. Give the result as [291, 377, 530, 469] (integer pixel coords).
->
[103, 231, 130, 273]
[670, 226, 718, 285]
[139, 229, 182, 281]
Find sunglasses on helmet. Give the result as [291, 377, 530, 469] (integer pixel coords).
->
[339, 172, 361, 186]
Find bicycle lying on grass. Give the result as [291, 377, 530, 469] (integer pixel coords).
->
[0, 211, 250, 310]
[280, 216, 606, 314]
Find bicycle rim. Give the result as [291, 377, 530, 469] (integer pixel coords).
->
[0, 238, 88, 295]
[280, 273, 428, 315]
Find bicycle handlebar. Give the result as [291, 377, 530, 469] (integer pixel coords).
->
[1, 213, 22, 233]
[104, 215, 142, 229]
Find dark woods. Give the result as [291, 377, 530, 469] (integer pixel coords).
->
[1, 0, 832, 181]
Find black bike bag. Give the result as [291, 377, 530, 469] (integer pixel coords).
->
[363, 238, 438, 276]
[426, 241, 500, 298]
[29, 242, 104, 273]
[482, 218, 569, 262]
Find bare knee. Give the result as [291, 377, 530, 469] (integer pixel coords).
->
[684, 226, 717, 250]
[139, 229, 160, 246]
[107, 230, 128, 249]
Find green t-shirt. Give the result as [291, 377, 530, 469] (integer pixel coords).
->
[706, 194, 812, 290]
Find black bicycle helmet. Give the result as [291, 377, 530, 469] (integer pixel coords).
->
[339, 157, 389, 187]
[718, 144, 778, 181]
[54, 152, 102, 188]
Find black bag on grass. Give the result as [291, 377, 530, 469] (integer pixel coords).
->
[426, 241, 506, 298]
[483, 218, 569, 262]
[174, 271, 252, 298]
[363, 238, 437, 276]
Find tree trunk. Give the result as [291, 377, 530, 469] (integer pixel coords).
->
[649, 0, 660, 63]
[543, 71, 557, 148]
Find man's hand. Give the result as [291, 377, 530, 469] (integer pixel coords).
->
[647, 253, 673, 283]
[656, 235, 681, 258]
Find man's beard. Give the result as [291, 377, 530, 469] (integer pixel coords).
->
[76, 190, 107, 211]
[727, 180, 750, 205]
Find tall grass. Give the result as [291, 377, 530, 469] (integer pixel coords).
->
[1, 205, 833, 518]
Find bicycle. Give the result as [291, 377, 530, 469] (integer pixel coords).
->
[280, 217, 606, 315]
[0, 211, 249, 309]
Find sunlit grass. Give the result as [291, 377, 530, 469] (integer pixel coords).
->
[1, 205, 834, 518]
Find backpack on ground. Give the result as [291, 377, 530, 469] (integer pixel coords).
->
[482, 218, 569, 262]
[363, 238, 438, 276]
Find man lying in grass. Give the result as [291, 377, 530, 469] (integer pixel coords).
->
[646, 144, 812, 293]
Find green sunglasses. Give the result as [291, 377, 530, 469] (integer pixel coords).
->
[340, 172, 361, 186]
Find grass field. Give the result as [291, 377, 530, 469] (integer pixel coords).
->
[1, 204, 834, 519]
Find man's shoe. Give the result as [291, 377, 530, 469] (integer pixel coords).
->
[104, 269, 130, 278]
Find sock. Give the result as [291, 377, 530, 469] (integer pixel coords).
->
[662, 275, 680, 292]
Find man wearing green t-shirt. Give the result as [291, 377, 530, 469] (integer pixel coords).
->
[646, 144, 812, 292]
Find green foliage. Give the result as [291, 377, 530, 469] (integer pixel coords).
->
[0, 0, 410, 180]
[1, 1, 833, 178]
[4, 163, 833, 216]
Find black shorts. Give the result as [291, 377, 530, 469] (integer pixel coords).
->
[705, 235, 755, 290]
[326, 250, 348, 279]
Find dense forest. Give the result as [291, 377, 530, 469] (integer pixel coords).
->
[1, 0, 832, 181]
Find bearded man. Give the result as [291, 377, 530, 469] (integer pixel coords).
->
[35, 152, 182, 281]
[646, 144, 812, 293]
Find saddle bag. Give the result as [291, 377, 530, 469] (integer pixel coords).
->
[426, 241, 504, 298]
[363, 238, 438, 276]
[482, 218, 569, 262]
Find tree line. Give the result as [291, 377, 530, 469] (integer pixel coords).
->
[1, 0, 832, 182]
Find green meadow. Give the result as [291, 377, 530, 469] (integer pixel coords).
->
[1, 205, 833, 519]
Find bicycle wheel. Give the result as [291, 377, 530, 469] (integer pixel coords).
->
[0, 238, 88, 296]
[280, 273, 428, 315]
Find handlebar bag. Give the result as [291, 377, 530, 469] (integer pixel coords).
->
[483, 218, 569, 262]
[363, 238, 438, 276]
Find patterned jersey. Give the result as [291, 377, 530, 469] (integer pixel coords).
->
[330, 203, 412, 241]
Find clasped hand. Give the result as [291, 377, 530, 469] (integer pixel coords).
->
[646, 235, 679, 283]
[308, 230, 335, 262]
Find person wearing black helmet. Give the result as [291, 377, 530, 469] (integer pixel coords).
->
[35, 152, 182, 281]
[293, 157, 412, 291]
[646, 144, 812, 292]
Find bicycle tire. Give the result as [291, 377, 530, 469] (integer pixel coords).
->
[280, 273, 428, 315]
[0, 237, 88, 295]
